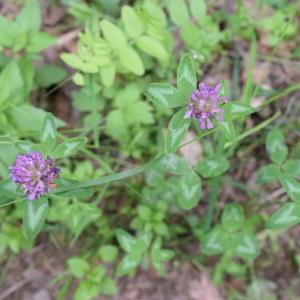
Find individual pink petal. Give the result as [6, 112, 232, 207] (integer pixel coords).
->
[207, 119, 214, 129]
[184, 110, 192, 119]
[198, 82, 207, 90]
[198, 117, 206, 129]
[214, 83, 222, 94]
[215, 115, 223, 121]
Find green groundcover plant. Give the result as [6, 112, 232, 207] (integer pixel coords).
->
[0, 0, 299, 299]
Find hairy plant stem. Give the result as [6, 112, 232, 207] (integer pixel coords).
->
[51, 155, 162, 194]
[204, 177, 222, 232]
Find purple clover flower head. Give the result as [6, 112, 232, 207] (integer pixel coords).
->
[10, 152, 60, 201]
[184, 82, 228, 130]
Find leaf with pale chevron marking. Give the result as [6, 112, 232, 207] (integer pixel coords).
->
[23, 197, 49, 239]
[166, 108, 191, 152]
[177, 171, 201, 210]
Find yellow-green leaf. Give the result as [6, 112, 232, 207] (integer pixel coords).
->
[119, 46, 144, 75]
[121, 5, 144, 39]
[137, 35, 168, 60]
[101, 20, 127, 50]
[99, 64, 116, 87]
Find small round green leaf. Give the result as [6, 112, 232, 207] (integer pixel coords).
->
[231, 232, 260, 261]
[221, 203, 245, 232]
[196, 156, 229, 178]
[100, 277, 117, 295]
[202, 226, 229, 256]
[157, 154, 191, 175]
[73, 72, 85, 86]
[266, 129, 288, 165]
[67, 257, 90, 278]
[74, 279, 98, 300]
[256, 164, 281, 184]
[99, 245, 119, 262]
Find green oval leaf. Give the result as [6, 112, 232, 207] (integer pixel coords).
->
[116, 229, 136, 253]
[157, 154, 191, 175]
[100, 277, 117, 295]
[26, 32, 56, 53]
[144, 83, 184, 108]
[121, 5, 144, 39]
[61, 53, 84, 70]
[202, 226, 229, 256]
[67, 257, 90, 278]
[177, 53, 197, 99]
[116, 253, 141, 277]
[137, 35, 168, 60]
[221, 204, 245, 232]
[189, 0, 206, 24]
[16, 0, 41, 31]
[168, 0, 189, 26]
[231, 232, 260, 261]
[196, 156, 230, 178]
[101, 20, 127, 50]
[279, 175, 300, 202]
[99, 245, 119, 262]
[177, 171, 202, 210]
[166, 108, 191, 152]
[23, 197, 49, 239]
[99, 63, 116, 87]
[267, 202, 300, 229]
[256, 164, 280, 184]
[73, 72, 85, 86]
[36, 64, 68, 88]
[74, 280, 98, 300]
[266, 129, 288, 165]
[283, 160, 300, 179]
[119, 46, 144, 75]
